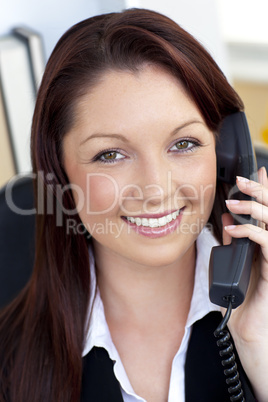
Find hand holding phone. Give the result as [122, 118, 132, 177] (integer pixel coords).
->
[209, 112, 258, 308]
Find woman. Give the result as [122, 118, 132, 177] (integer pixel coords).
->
[0, 8, 267, 402]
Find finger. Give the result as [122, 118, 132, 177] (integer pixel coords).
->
[225, 199, 268, 224]
[236, 175, 268, 206]
[222, 212, 233, 245]
[224, 224, 268, 268]
[258, 166, 268, 187]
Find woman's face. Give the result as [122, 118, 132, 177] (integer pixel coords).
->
[63, 65, 217, 268]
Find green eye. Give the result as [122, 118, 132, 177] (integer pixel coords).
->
[95, 150, 125, 163]
[102, 151, 117, 160]
[175, 140, 189, 149]
[169, 138, 200, 153]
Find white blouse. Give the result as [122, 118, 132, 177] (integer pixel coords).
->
[82, 227, 221, 402]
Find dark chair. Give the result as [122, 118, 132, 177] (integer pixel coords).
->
[0, 175, 35, 308]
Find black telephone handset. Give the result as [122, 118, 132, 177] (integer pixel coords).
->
[209, 112, 258, 309]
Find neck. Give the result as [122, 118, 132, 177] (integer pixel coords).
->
[93, 242, 196, 331]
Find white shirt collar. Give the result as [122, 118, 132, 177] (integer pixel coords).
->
[82, 227, 221, 400]
[186, 226, 221, 329]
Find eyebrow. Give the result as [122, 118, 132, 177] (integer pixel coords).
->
[170, 119, 205, 137]
[79, 119, 205, 146]
[80, 133, 130, 146]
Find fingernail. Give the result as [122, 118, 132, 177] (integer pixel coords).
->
[261, 166, 267, 177]
[224, 225, 236, 230]
[225, 199, 240, 205]
[236, 176, 249, 182]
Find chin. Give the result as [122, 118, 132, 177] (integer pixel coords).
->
[129, 243, 194, 269]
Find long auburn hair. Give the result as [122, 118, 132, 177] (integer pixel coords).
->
[0, 8, 243, 401]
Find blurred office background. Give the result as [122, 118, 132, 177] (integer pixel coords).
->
[1, 0, 268, 186]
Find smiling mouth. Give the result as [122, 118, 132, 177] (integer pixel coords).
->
[124, 209, 181, 228]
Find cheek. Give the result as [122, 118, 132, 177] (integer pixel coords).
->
[196, 155, 217, 214]
[179, 155, 216, 215]
[86, 174, 119, 214]
[174, 181, 215, 213]
[78, 174, 120, 215]
[197, 181, 216, 216]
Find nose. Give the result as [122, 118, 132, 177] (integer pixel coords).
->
[139, 160, 168, 203]
[122, 157, 175, 213]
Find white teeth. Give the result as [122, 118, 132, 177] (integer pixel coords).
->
[167, 214, 172, 223]
[141, 218, 149, 226]
[136, 218, 141, 226]
[158, 217, 166, 226]
[126, 210, 180, 228]
[149, 218, 158, 228]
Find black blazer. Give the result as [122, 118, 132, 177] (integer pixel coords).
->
[81, 312, 256, 401]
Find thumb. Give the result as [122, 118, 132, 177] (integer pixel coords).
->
[222, 212, 233, 245]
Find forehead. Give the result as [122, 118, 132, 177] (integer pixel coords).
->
[71, 66, 205, 134]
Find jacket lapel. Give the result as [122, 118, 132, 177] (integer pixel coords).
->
[81, 312, 255, 401]
[81, 347, 124, 402]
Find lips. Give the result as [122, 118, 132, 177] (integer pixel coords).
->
[122, 208, 184, 238]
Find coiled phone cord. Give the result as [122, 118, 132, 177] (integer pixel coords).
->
[214, 297, 245, 402]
